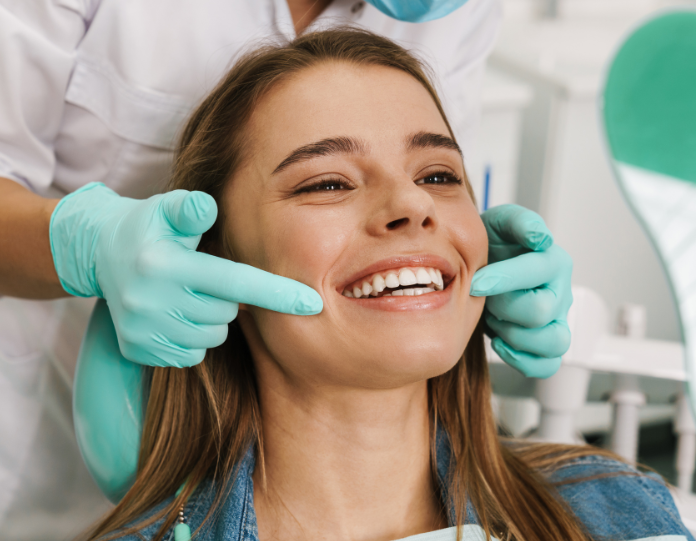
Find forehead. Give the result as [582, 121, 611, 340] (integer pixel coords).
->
[245, 62, 451, 167]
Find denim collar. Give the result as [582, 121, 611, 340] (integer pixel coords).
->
[135, 427, 474, 541]
[146, 433, 695, 541]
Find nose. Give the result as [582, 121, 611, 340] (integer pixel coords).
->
[366, 176, 438, 237]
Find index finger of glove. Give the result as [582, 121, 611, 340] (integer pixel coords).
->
[470, 245, 570, 297]
[482, 205, 554, 252]
[181, 252, 323, 315]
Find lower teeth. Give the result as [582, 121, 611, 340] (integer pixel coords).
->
[382, 287, 436, 297]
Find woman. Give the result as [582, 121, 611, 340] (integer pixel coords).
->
[0, 2, 572, 531]
[87, 29, 690, 541]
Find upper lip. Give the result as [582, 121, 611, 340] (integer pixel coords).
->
[336, 254, 456, 292]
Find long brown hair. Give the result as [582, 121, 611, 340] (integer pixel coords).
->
[86, 28, 621, 541]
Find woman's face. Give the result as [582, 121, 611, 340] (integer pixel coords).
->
[225, 62, 487, 388]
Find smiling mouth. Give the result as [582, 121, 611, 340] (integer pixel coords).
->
[341, 266, 447, 299]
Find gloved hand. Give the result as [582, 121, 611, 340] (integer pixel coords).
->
[50, 183, 322, 368]
[470, 205, 573, 379]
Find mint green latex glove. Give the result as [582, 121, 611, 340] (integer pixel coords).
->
[471, 205, 573, 379]
[50, 183, 323, 368]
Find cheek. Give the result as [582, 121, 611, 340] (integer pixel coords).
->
[444, 200, 488, 348]
[446, 202, 489, 275]
[249, 205, 357, 294]
[465, 295, 486, 337]
[250, 308, 349, 381]
[224, 182, 264, 263]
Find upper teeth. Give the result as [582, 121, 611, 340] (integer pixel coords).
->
[342, 267, 444, 298]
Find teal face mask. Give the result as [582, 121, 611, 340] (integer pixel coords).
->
[365, 0, 469, 23]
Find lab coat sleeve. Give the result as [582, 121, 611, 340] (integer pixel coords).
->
[0, 0, 92, 191]
[441, 0, 502, 159]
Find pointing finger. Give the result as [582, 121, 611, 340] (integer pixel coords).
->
[182, 252, 323, 315]
[470, 245, 571, 297]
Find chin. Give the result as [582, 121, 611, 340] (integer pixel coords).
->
[247, 306, 482, 389]
[344, 336, 468, 389]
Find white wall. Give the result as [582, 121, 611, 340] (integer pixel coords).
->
[503, 0, 696, 20]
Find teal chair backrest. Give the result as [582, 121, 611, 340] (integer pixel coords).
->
[73, 299, 144, 503]
[601, 10, 696, 411]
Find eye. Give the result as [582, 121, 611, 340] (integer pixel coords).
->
[294, 178, 354, 194]
[416, 170, 462, 186]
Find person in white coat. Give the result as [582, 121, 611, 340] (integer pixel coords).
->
[0, 1, 574, 539]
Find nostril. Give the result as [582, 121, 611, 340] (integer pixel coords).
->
[386, 217, 408, 230]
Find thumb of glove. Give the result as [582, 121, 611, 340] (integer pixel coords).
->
[161, 190, 218, 236]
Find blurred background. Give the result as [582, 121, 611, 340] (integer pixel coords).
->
[469, 0, 696, 509]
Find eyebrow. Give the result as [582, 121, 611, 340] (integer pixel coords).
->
[272, 136, 367, 174]
[407, 131, 462, 157]
[271, 131, 462, 175]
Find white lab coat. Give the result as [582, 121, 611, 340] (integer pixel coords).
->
[0, 0, 501, 538]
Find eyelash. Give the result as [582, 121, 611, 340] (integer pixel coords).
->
[415, 171, 463, 186]
[295, 179, 352, 193]
[294, 170, 462, 194]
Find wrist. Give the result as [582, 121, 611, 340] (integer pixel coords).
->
[49, 183, 120, 298]
[41, 196, 62, 289]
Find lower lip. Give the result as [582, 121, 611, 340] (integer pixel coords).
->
[340, 282, 454, 312]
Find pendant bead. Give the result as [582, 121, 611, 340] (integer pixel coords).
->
[174, 522, 191, 541]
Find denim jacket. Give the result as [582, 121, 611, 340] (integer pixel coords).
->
[117, 432, 694, 541]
